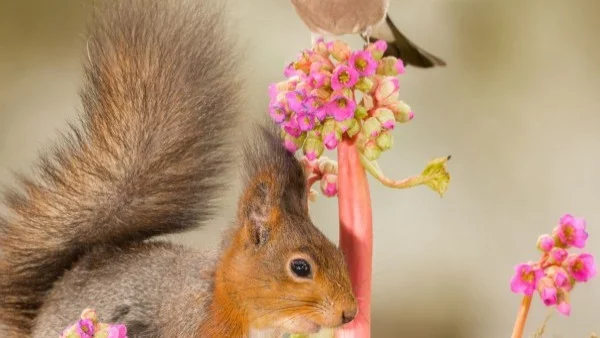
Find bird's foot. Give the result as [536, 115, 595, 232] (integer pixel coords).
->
[360, 26, 373, 47]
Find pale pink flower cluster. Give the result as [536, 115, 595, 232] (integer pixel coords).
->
[510, 214, 596, 316]
[60, 309, 127, 338]
[268, 39, 413, 163]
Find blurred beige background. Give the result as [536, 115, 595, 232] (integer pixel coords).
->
[1, 0, 599, 337]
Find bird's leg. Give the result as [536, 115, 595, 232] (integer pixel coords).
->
[360, 26, 373, 47]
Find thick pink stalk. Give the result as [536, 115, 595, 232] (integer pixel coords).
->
[511, 295, 532, 338]
[336, 136, 373, 338]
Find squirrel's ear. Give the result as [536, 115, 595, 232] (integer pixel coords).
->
[239, 177, 281, 247]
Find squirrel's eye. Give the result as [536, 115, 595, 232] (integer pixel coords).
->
[290, 258, 312, 278]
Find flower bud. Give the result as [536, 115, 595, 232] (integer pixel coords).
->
[362, 139, 382, 160]
[355, 77, 374, 92]
[363, 117, 382, 138]
[283, 133, 305, 153]
[342, 118, 361, 138]
[373, 107, 396, 130]
[322, 131, 340, 150]
[374, 77, 399, 105]
[376, 56, 404, 76]
[537, 234, 555, 252]
[549, 247, 568, 264]
[366, 40, 387, 60]
[389, 100, 414, 123]
[303, 135, 324, 161]
[328, 40, 351, 62]
[376, 131, 394, 151]
[320, 173, 338, 197]
[318, 157, 338, 175]
[361, 94, 374, 111]
[537, 276, 558, 306]
[354, 105, 368, 120]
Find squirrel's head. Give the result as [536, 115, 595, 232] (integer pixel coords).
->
[215, 126, 357, 335]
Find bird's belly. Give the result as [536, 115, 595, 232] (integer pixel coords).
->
[294, 0, 387, 36]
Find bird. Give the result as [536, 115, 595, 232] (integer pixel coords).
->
[290, 0, 446, 68]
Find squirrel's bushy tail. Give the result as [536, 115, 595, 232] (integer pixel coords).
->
[0, 0, 240, 334]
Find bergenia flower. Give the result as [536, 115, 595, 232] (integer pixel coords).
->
[547, 266, 571, 290]
[373, 107, 396, 130]
[554, 213, 588, 248]
[286, 89, 308, 113]
[377, 56, 405, 76]
[303, 95, 327, 121]
[320, 173, 338, 197]
[297, 112, 315, 132]
[349, 50, 377, 76]
[537, 277, 558, 306]
[303, 135, 324, 161]
[269, 104, 287, 124]
[61, 309, 128, 338]
[510, 262, 543, 296]
[306, 71, 328, 89]
[327, 40, 351, 61]
[549, 247, 568, 264]
[537, 234, 554, 252]
[557, 290, 571, 316]
[565, 253, 597, 282]
[76, 319, 95, 337]
[374, 77, 400, 106]
[331, 64, 359, 90]
[323, 131, 339, 150]
[107, 324, 127, 338]
[283, 116, 301, 138]
[328, 93, 356, 121]
[366, 40, 388, 59]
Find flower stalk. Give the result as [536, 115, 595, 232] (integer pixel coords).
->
[336, 136, 373, 337]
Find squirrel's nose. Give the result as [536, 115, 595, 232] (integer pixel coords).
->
[341, 307, 358, 324]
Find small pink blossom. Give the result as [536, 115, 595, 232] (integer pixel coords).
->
[395, 59, 406, 75]
[269, 104, 287, 124]
[374, 77, 400, 105]
[327, 40, 351, 61]
[555, 214, 588, 248]
[320, 173, 338, 197]
[549, 247, 568, 264]
[283, 116, 301, 138]
[107, 324, 128, 338]
[549, 267, 571, 290]
[373, 40, 387, 52]
[537, 234, 554, 252]
[303, 96, 327, 121]
[328, 94, 356, 121]
[557, 291, 571, 316]
[286, 89, 308, 113]
[297, 113, 315, 131]
[323, 131, 339, 150]
[306, 71, 328, 89]
[510, 262, 543, 296]
[566, 253, 597, 282]
[76, 319, 95, 337]
[331, 65, 359, 90]
[537, 277, 558, 306]
[349, 51, 377, 76]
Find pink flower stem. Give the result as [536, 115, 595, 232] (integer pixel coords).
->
[511, 295, 533, 338]
[335, 135, 373, 338]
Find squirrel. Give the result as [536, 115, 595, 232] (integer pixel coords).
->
[0, 0, 358, 337]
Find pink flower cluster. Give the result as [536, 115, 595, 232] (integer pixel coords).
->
[60, 309, 127, 338]
[268, 39, 413, 163]
[510, 214, 596, 316]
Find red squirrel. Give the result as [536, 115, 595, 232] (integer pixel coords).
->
[0, 0, 358, 336]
